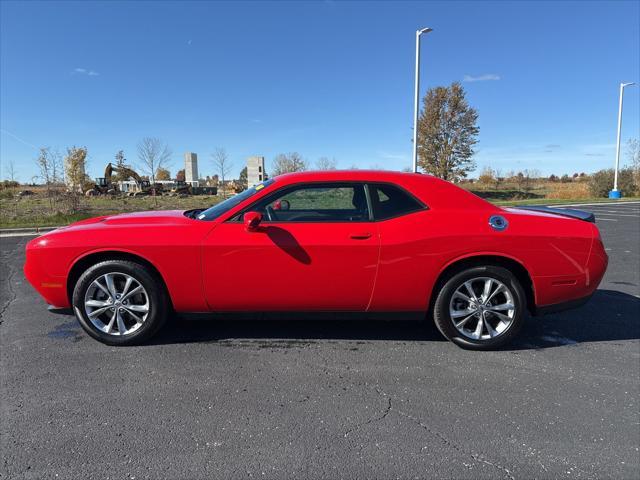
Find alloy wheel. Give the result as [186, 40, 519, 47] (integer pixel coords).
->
[83, 272, 150, 336]
[449, 276, 516, 341]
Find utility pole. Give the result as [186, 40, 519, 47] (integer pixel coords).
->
[610, 82, 635, 198]
[412, 27, 433, 173]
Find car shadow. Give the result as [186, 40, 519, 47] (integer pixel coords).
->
[148, 289, 640, 349]
[510, 289, 640, 350]
[264, 226, 311, 264]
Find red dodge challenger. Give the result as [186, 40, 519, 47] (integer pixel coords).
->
[24, 171, 607, 349]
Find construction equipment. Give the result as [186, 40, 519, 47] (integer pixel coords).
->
[88, 163, 150, 196]
[170, 181, 191, 195]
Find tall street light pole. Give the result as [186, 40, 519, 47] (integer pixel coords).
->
[609, 81, 635, 199]
[412, 27, 433, 173]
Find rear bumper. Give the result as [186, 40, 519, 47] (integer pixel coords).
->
[532, 232, 607, 315]
[534, 293, 593, 316]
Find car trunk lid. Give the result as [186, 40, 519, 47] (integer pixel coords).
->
[505, 205, 595, 223]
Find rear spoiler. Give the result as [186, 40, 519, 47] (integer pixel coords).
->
[512, 205, 595, 223]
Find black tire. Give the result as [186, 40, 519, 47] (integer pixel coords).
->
[433, 265, 526, 350]
[72, 260, 169, 346]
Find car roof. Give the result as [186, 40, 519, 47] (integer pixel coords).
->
[270, 170, 495, 211]
[273, 170, 428, 183]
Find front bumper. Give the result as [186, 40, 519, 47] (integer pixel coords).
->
[24, 239, 70, 308]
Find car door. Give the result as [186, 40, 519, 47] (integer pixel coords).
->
[202, 182, 380, 311]
[365, 182, 432, 312]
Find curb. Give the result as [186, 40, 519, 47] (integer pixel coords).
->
[0, 226, 62, 236]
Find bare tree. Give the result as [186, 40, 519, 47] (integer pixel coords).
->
[478, 166, 495, 186]
[315, 157, 337, 170]
[113, 150, 132, 183]
[36, 147, 56, 213]
[493, 168, 502, 190]
[627, 138, 640, 189]
[272, 152, 307, 176]
[137, 137, 172, 205]
[211, 147, 233, 198]
[5, 159, 17, 182]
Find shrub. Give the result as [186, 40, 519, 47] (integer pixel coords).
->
[588, 168, 637, 197]
[478, 166, 496, 186]
[546, 182, 591, 199]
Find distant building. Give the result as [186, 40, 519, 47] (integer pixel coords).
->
[184, 152, 199, 187]
[247, 156, 265, 187]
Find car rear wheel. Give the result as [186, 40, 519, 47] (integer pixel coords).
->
[72, 260, 169, 346]
[433, 265, 526, 350]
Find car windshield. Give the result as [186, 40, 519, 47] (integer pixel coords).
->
[196, 179, 274, 221]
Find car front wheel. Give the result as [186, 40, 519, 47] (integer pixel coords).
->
[72, 260, 169, 346]
[433, 265, 526, 350]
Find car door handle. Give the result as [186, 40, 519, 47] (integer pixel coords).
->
[349, 232, 372, 240]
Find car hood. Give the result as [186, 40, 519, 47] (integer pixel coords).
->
[63, 210, 194, 229]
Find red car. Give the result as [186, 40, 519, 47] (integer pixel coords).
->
[24, 171, 607, 349]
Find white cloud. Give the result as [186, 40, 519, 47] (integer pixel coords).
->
[463, 74, 500, 82]
[73, 67, 99, 76]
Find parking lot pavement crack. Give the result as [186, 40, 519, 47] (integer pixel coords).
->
[343, 392, 392, 438]
[0, 250, 18, 327]
[372, 387, 516, 480]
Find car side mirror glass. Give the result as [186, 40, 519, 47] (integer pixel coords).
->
[244, 211, 262, 232]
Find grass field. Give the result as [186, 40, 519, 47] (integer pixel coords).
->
[0, 191, 222, 228]
[1, 180, 638, 228]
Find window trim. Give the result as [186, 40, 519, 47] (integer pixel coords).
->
[230, 181, 372, 223]
[366, 182, 428, 222]
[229, 180, 428, 224]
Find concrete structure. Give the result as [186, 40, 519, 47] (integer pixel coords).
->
[247, 156, 265, 187]
[184, 152, 199, 187]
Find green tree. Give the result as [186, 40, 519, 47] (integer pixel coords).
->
[64, 146, 88, 211]
[417, 82, 479, 182]
[238, 166, 248, 189]
[65, 146, 87, 192]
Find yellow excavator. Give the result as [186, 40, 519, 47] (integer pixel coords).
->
[88, 163, 151, 196]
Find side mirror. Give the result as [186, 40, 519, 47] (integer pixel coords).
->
[244, 211, 262, 232]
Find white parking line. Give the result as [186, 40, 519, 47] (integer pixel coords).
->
[591, 213, 640, 217]
[595, 218, 618, 221]
[587, 208, 639, 212]
[556, 201, 640, 207]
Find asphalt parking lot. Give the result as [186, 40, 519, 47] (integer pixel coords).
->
[1, 202, 639, 479]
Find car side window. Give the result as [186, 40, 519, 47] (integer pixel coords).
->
[250, 183, 370, 222]
[368, 183, 425, 220]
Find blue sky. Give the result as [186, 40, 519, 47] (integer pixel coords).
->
[1, 0, 639, 182]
